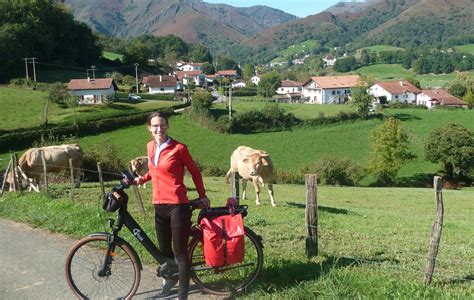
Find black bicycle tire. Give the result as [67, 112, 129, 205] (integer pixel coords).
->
[188, 226, 263, 296]
[64, 234, 141, 299]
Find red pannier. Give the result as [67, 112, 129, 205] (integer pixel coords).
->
[200, 212, 245, 267]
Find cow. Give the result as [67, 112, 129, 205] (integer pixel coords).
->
[7, 144, 83, 192]
[128, 156, 148, 188]
[224, 146, 276, 207]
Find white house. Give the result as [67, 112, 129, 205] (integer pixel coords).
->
[67, 78, 117, 104]
[302, 75, 360, 104]
[175, 70, 205, 86]
[369, 80, 421, 104]
[250, 75, 260, 86]
[231, 79, 246, 88]
[417, 89, 468, 109]
[143, 75, 178, 94]
[277, 80, 303, 95]
[323, 54, 336, 67]
[178, 62, 203, 72]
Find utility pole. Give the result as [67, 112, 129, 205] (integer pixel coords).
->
[31, 57, 37, 82]
[134, 63, 139, 93]
[229, 84, 233, 120]
[90, 65, 96, 79]
[23, 58, 29, 82]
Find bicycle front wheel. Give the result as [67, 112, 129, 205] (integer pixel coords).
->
[189, 226, 263, 296]
[64, 234, 141, 299]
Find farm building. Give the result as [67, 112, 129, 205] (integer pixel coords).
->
[67, 78, 117, 104]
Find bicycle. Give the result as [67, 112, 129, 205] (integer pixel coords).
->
[64, 172, 264, 298]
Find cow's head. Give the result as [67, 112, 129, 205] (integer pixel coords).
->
[129, 157, 147, 176]
[243, 153, 269, 176]
[5, 168, 30, 191]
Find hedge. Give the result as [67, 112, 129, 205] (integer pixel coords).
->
[0, 103, 189, 151]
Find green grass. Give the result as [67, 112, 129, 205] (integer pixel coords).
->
[453, 44, 474, 54]
[359, 45, 405, 53]
[278, 40, 319, 58]
[6, 107, 468, 187]
[102, 51, 124, 62]
[356, 64, 474, 88]
[0, 86, 177, 130]
[0, 179, 472, 298]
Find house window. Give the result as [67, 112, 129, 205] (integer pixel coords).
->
[395, 95, 399, 99]
[403, 94, 408, 98]
[160, 88, 164, 91]
[332, 91, 335, 95]
[336, 90, 340, 94]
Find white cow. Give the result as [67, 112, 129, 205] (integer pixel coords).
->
[225, 146, 276, 207]
[128, 156, 148, 188]
[7, 144, 83, 191]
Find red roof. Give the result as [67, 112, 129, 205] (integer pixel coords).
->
[422, 89, 467, 106]
[175, 70, 203, 81]
[216, 70, 237, 76]
[375, 80, 421, 95]
[67, 78, 116, 90]
[143, 75, 177, 88]
[281, 80, 303, 87]
[306, 75, 361, 89]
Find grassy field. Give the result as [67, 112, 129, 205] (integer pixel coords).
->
[3, 106, 470, 187]
[102, 51, 124, 62]
[277, 40, 319, 58]
[0, 178, 472, 298]
[453, 44, 474, 54]
[355, 64, 474, 88]
[0, 86, 177, 130]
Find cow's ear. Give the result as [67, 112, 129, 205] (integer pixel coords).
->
[262, 157, 269, 166]
[242, 158, 249, 164]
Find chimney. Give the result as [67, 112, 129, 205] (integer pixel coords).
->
[87, 77, 90, 82]
[160, 75, 162, 82]
[399, 81, 404, 86]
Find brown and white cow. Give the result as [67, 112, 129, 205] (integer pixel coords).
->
[128, 156, 148, 188]
[7, 144, 83, 191]
[224, 146, 276, 207]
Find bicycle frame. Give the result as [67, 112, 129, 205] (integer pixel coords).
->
[98, 206, 177, 279]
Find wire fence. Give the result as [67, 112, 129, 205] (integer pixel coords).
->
[1, 160, 473, 286]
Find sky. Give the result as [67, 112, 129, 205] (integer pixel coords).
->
[204, 1, 364, 18]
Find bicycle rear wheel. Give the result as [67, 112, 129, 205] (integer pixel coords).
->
[64, 234, 141, 299]
[189, 226, 263, 296]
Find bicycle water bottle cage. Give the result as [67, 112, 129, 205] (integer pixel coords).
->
[159, 261, 179, 280]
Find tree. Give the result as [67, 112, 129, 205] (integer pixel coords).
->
[123, 40, 151, 66]
[349, 86, 372, 116]
[448, 82, 467, 98]
[405, 76, 421, 89]
[242, 64, 255, 80]
[257, 72, 280, 98]
[463, 90, 474, 109]
[367, 117, 413, 185]
[333, 56, 357, 72]
[201, 62, 215, 75]
[215, 54, 237, 71]
[48, 82, 70, 104]
[425, 123, 474, 180]
[187, 43, 212, 63]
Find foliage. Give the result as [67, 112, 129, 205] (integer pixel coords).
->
[333, 56, 358, 72]
[405, 76, 421, 89]
[367, 117, 413, 185]
[0, 0, 101, 81]
[242, 64, 256, 80]
[123, 40, 151, 66]
[191, 92, 213, 112]
[215, 54, 238, 71]
[257, 71, 280, 98]
[82, 141, 126, 181]
[300, 158, 364, 186]
[228, 104, 299, 133]
[424, 123, 474, 181]
[349, 86, 372, 117]
[48, 82, 70, 104]
[463, 90, 474, 109]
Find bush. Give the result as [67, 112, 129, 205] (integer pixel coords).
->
[229, 104, 300, 133]
[300, 158, 365, 186]
[82, 141, 126, 182]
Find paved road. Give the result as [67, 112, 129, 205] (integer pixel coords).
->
[0, 218, 217, 299]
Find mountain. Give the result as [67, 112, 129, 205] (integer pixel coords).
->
[63, 0, 296, 53]
[241, 0, 474, 62]
[324, 0, 378, 15]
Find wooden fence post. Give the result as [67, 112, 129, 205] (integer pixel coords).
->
[0, 159, 12, 196]
[69, 159, 75, 201]
[231, 172, 240, 205]
[423, 176, 444, 285]
[128, 166, 145, 215]
[305, 174, 318, 257]
[97, 162, 105, 200]
[11, 153, 19, 192]
[40, 150, 48, 193]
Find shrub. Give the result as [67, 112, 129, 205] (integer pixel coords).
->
[229, 104, 300, 133]
[300, 158, 365, 186]
[82, 141, 126, 182]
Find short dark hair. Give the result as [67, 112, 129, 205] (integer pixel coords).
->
[147, 112, 169, 126]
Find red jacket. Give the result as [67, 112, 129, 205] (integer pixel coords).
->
[141, 139, 206, 205]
